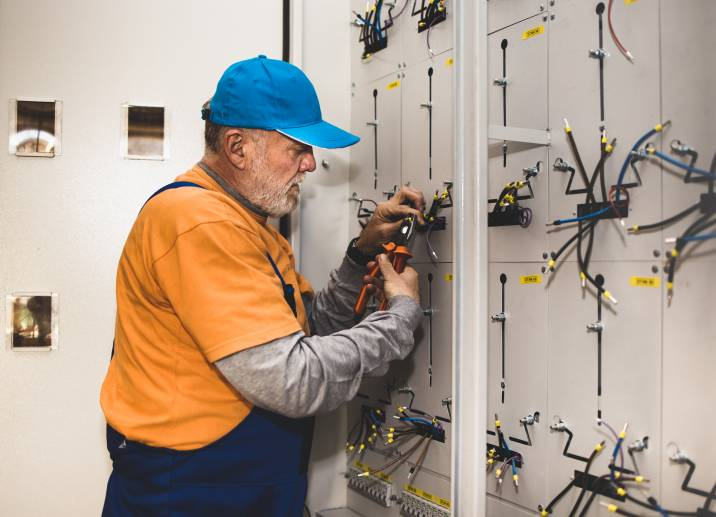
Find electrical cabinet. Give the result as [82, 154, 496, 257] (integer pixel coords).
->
[345, 2, 455, 515]
[486, 1, 716, 516]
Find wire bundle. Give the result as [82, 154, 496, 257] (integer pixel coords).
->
[626, 138, 716, 300]
[540, 419, 710, 516]
[354, 1, 395, 60]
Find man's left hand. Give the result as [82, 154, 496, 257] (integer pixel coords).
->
[355, 186, 426, 255]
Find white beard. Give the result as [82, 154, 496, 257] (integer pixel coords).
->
[246, 143, 305, 217]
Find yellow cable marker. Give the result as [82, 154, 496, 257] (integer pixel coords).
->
[670, 249, 679, 257]
[548, 259, 556, 268]
[631, 225, 639, 232]
[615, 471, 622, 480]
[667, 282, 673, 290]
[617, 488, 627, 497]
[495, 469, 502, 477]
[541, 511, 549, 517]
[595, 443, 604, 452]
[655, 123, 663, 132]
[495, 420, 501, 428]
[635, 475, 644, 484]
[607, 504, 618, 513]
[619, 431, 626, 439]
[606, 143, 614, 153]
[513, 474, 519, 481]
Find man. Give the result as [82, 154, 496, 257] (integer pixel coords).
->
[100, 55, 426, 516]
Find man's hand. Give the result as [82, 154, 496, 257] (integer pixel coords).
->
[355, 186, 426, 254]
[374, 254, 420, 305]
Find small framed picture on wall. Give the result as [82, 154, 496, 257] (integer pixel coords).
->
[121, 104, 167, 160]
[8, 99, 63, 157]
[6, 293, 59, 351]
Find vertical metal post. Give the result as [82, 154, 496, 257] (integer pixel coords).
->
[452, 0, 488, 515]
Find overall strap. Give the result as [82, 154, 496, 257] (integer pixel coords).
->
[266, 253, 298, 317]
[141, 181, 205, 211]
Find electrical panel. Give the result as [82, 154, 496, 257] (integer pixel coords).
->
[486, 2, 716, 517]
[346, 1, 455, 515]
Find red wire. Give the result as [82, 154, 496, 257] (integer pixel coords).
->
[607, 0, 632, 60]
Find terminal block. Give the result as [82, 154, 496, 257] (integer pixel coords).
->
[400, 485, 450, 517]
[347, 463, 394, 508]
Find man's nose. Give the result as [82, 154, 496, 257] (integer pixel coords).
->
[300, 151, 316, 173]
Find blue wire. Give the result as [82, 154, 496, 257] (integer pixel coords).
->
[374, 1, 384, 43]
[554, 205, 610, 225]
[680, 232, 716, 242]
[400, 416, 434, 427]
[650, 150, 716, 179]
[615, 126, 662, 202]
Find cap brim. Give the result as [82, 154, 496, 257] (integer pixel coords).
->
[278, 120, 360, 149]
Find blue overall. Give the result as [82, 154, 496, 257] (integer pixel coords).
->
[103, 182, 314, 517]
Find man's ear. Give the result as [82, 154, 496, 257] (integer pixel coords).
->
[223, 128, 249, 171]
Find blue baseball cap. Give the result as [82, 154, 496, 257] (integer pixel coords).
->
[204, 55, 359, 149]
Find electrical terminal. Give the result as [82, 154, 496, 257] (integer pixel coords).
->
[586, 321, 604, 332]
[627, 436, 649, 453]
[669, 448, 689, 464]
[491, 312, 506, 322]
[601, 502, 619, 513]
[347, 465, 394, 507]
[549, 419, 567, 433]
[602, 290, 618, 305]
[588, 48, 610, 59]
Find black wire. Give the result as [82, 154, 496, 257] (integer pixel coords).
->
[633, 202, 700, 233]
[551, 220, 598, 262]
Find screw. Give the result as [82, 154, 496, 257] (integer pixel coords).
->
[652, 265, 659, 274]
[401, 72, 406, 78]
[653, 249, 661, 258]
[491, 312, 506, 322]
[541, 266, 547, 273]
[550, 0, 555, 5]
[398, 63, 402, 69]
[550, 14, 556, 20]
[540, 4, 545, 11]
[543, 252, 549, 259]
[543, 15, 548, 21]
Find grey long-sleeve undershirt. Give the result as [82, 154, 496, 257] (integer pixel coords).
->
[215, 256, 423, 418]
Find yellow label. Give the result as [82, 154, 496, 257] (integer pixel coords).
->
[629, 277, 661, 288]
[520, 275, 542, 285]
[522, 25, 545, 40]
[386, 80, 400, 90]
[444, 274, 454, 282]
[445, 57, 454, 67]
[625, 0, 639, 4]
[404, 485, 451, 509]
[375, 471, 391, 482]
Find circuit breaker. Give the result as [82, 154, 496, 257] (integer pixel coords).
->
[486, 1, 716, 516]
[345, 1, 455, 516]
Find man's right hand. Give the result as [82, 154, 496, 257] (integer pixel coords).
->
[375, 254, 420, 305]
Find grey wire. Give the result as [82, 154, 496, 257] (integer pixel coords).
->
[426, 223, 440, 263]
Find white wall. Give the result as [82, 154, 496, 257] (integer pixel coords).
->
[299, 0, 353, 514]
[0, 1, 281, 515]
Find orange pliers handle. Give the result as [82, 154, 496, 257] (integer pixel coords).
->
[353, 242, 413, 319]
[377, 245, 412, 311]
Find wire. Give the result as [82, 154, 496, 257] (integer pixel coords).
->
[615, 122, 670, 202]
[607, 0, 634, 62]
[649, 148, 716, 180]
[679, 232, 716, 242]
[628, 202, 700, 233]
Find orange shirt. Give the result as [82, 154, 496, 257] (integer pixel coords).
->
[100, 165, 312, 450]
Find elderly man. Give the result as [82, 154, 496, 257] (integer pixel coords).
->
[100, 55, 425, 516]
